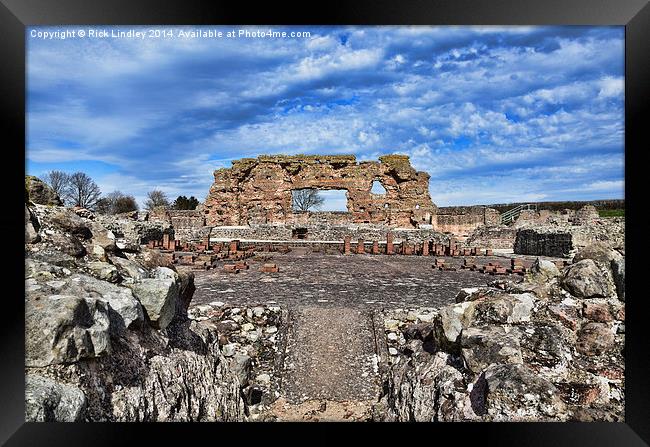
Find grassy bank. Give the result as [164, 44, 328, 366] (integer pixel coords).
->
[598, 209, 625, 217]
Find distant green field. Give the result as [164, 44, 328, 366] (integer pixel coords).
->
[598, 209, 625, 217]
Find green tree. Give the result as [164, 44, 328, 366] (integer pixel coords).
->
[172, 195, 200, 210]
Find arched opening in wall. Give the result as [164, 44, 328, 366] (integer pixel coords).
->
[371, 180, 387, 195]
[291, 188, 349, 212]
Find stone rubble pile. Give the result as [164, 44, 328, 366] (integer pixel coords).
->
[374, 242, 625, 422]
[24, 191, 252, 421]
[187, 302, 284, 420]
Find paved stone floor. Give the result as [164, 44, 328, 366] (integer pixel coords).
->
[281, 306, 378, 403]
[191, 252, 528, 309]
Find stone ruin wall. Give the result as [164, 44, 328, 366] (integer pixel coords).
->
[208, 224, 450, 245]
[203, 154, 437, 228]
[434, 205, 501, 235]
[148, 209, 209, 242]
[513, 205, 625, 257]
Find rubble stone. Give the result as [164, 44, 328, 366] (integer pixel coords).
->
[25, 294, 111, 367]
[562, 259, 613, 298]
[25, 374, 87, 422]
[26, 175, 63, 206]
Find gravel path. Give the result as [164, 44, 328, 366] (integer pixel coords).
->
[281, 306, 379, 404]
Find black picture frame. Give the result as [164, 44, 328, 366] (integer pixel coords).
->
[1, 0, 647, 444]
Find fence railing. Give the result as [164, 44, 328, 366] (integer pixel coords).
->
[501, 203, 538, 224]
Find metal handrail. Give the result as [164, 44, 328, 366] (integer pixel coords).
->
[501, 203, 537, 224]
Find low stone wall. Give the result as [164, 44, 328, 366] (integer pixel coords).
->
[209, 224, 449, 244]
[514, 228, 574, 257]
[465, 225, 517, 249]
[514, 217, 624, 257]
[147, 209, 209, 243]
[169, 210, 205, 228]
[434, 206, 500, 236]
[289, 211, 354, 226]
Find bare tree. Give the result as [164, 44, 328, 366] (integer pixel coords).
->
[64, 172, 102, 209]
[292, 188, 324, 211]
[42, 170, 70, 202]
[145, 189, 170, 210]
[95, 190, 138, 214]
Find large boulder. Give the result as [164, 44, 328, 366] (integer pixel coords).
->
[562, 259, 613, 298]
[29, 247, 78, 269]
[25, 374, 87, 421]
[435, 301, 476, 347]
[128, 267, 179, 329]
[50, 210, 92, 240]
[85, 261, 122, 283]
[109, 255, 149, 282]
[25, 295, 111, 367]
[45, 232, 87, 258]
[57, 273, 144, 330]
[527, 258, 560, 283]
[26, 175, 63, 206]
[89, 222, 118, 253]
[25, 259, 71, 280]
[461, 326, 523, 374]
[573, 242, 623, 266]
[475, 363, 567, 421]
[471, 293, 535, 325]
[136, 246, 175, 269]
[519, 322, 576, 370]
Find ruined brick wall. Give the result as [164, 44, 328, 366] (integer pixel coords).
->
[147, 209, 208, 242]
[573, 205, 600, 224]
[167, 210, 207, 242]
[203, 154, 436, 228]
[465, 225, 517, 249]
[433, 206, 501, 235]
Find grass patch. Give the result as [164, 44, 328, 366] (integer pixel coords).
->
[598, 209, 625, 217]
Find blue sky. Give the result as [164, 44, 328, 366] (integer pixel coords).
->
[26, 25, 624, 208]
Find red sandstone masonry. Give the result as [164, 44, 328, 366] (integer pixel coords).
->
[224, 264, 240, 273]
[372, 240, 379, 255]
[203, 154, 437, 227]
[386, 232, 394, 255]
[357, 239, 365, 254]
[234, 261, 249, 270]
[344, 236, 352, 255]
[260, 263, 279, 273]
